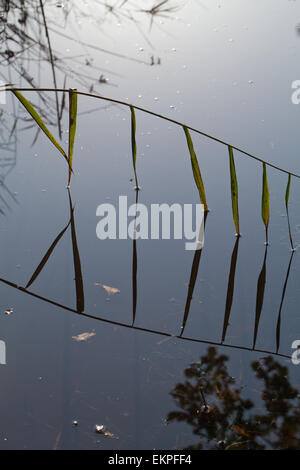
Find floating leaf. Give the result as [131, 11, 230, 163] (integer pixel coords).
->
[130, 106, 139, 189]
[228, 146, 240, 235]
[183, 126, 208, 211]
[68, 89, 78, 186]
[94, 424, 117, 439]
[261, 163, 270, 244]
[72, 332, 96, 342]
[11, 90, 68, 165]
[102, 285, 120, 296]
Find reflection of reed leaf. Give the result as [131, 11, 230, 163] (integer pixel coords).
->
[68, 191, 84, 313]
[26, 218, 71, 289]
[132, 191, 138, 326]
[68, 89, 78, 186]
[11, 90, 68, 164]
[276, 252, 294, 353]
[261, 163, 270, 244]
[221, 237, 240, 343]
[180, 213, 208, 337]
[130, 106, 139, 189]
[228, 146, 240, 235]
[183, 126, 208, 211]
[285, 174, 294, 250]
[253, 247, 268, 349]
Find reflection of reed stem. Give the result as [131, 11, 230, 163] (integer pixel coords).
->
[39, 1, 62, 139]
[276, 252, 294, 353]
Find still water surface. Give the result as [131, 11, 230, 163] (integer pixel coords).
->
[0, 0, 300, 449]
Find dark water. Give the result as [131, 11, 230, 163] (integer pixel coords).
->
[0, 0, 300, 450]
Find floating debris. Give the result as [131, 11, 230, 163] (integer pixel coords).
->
[72, 332, 96, 342]
[72, 420, 78, 426]
[94, 424, 117, 438]
[101, 285, 120, 296]
[4, 308, 13, 315]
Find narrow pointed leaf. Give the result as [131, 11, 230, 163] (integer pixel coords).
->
[11, 90, 68, 163]
[276, 252, 294, 353]
[228, 146, 240, 235]
[221, 237, 240, 343]
[26, 218, 71, 289]
[130, 106, 139, 189]
[253, 247, 268, 349]
[183, 126, 208, 211]
[180, 212, 208, 337]
[261, 163, 270, 243]
[68, 191, 84, 313]
[68, 89, 78, 186]
[285, 173, 294, 250]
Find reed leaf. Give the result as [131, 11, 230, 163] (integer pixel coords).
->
[183, 126, 208, 211]
[11, 90, 68, 163]
[130, 106, 139, 189]
[68, 89, 78, 186]
[261, 163, 270, 244]
[285, 173, 294, 250]
[228, 145, 240, 235]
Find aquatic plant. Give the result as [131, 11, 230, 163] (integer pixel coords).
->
[6, 86, 298, 247]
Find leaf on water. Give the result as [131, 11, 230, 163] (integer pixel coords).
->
[130, 105, 139, 189]
[261, 163, 270, 243]
[11, 90, 69, 165]
[183, 126, 208, 211]
[68, 89, 78, 186]
[102, 284, 120, 295]
[228, 146, 240, 235]
[94, 424, 118, 439]
[72, 332, 96, 342]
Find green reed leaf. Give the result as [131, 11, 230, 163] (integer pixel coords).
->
[183, 126, 208, 211]
[285, 173, 294, 250]
[130, 106, 139, 189]
[228, 146, 240, 235]
[11, 90, 68, 163]
[261, 163, 270, 243]
[68, 89, 78, 186]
